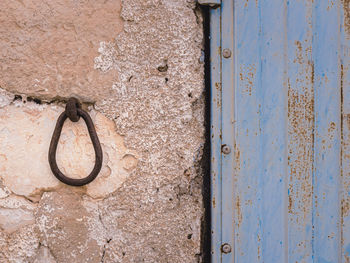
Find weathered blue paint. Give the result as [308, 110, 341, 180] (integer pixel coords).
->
[287, 1, 313, 262]
[210, 0, 350, 262]
[341, 2, 350, 261]
[221, 0, 234, 263]
[198, 0, 221, 5]
[313, 1, 341, 262]
[210, 4, 222, 262]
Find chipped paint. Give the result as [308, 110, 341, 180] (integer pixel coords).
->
[236, 196, 242, 228]
[239, 64, 256, 96]
[287, 21, 314, 262]
[212, 0, 349, 262]
[343, 0, 350, 35]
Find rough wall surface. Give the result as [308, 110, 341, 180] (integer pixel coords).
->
[0, 0, 123, 102]
[0, 0, 204, 262]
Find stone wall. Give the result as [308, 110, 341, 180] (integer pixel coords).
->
[0, 0, 205, 262]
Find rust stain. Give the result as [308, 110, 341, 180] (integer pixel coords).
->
[345, 253, 350, 263]
[341, 65, 344, 159]
[328, 232, 335, 239]
[236, 195, 242, 228]
[288, 84, 314, 216]
[287, 38, 314, 220]
[328, 122, 336, 142]
[342, 115, 350, 219]
[288, 194, 293, 214]
[215, 82, 222, 108]
[244, 0, 249, 8]
[257, 233, 261, 260]
[239, 64, 256, 96]
[245, 199, 252, 206]
[242, 0, 259, 8]
[341, 63, 344, 254]
[327, 0, 335, 10]
[311, 61, 314, 85]
[340, 60, 350, 261]
[342, 198, 350, 218]
[342, 0, 350, 36]
[294, 41, 304, 64]
[234, 143, 241, 173]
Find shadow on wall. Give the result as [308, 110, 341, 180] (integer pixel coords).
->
[200, 4, 211, 263]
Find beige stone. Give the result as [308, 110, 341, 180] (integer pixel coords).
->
[33, 246, 56, 263]
[0, 0, 123, 102]
[93, 1, 205, 260]
[0, 179, 11, 199]
[0, 195, 36, 233]
[0, 208, 35, 234]
[0, 224, 40, 263]
[35, 190, 104, 262]
[0, 102, 137, 200]
[0, 195, 39, 262]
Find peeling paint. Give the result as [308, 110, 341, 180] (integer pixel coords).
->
[239, 64, 256, 96]
[343, 0, 350, 35]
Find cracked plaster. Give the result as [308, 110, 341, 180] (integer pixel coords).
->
[0, 0, 205, 262]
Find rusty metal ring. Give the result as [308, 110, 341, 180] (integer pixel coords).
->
[65, 97, 81, 122]
[48, 102, 103, 186]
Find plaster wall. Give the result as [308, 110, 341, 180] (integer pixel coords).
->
[0, 0, 205, 262]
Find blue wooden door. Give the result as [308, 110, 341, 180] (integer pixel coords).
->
[210, 0, 350, 262]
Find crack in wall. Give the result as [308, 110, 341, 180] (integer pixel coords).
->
[0, 0, 205, 261]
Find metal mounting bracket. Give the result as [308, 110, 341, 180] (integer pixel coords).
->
[197, 0, 220, 7]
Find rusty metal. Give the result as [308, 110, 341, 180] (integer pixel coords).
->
[211, 0, 350, 262]
[222, 48, 231, 58]
[48, 98, 103, 186]
[197, 0, 221, 7]
[221, 144, 231, 154]
[65, 97, 81, 122]
[221, 243, 232, 254]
